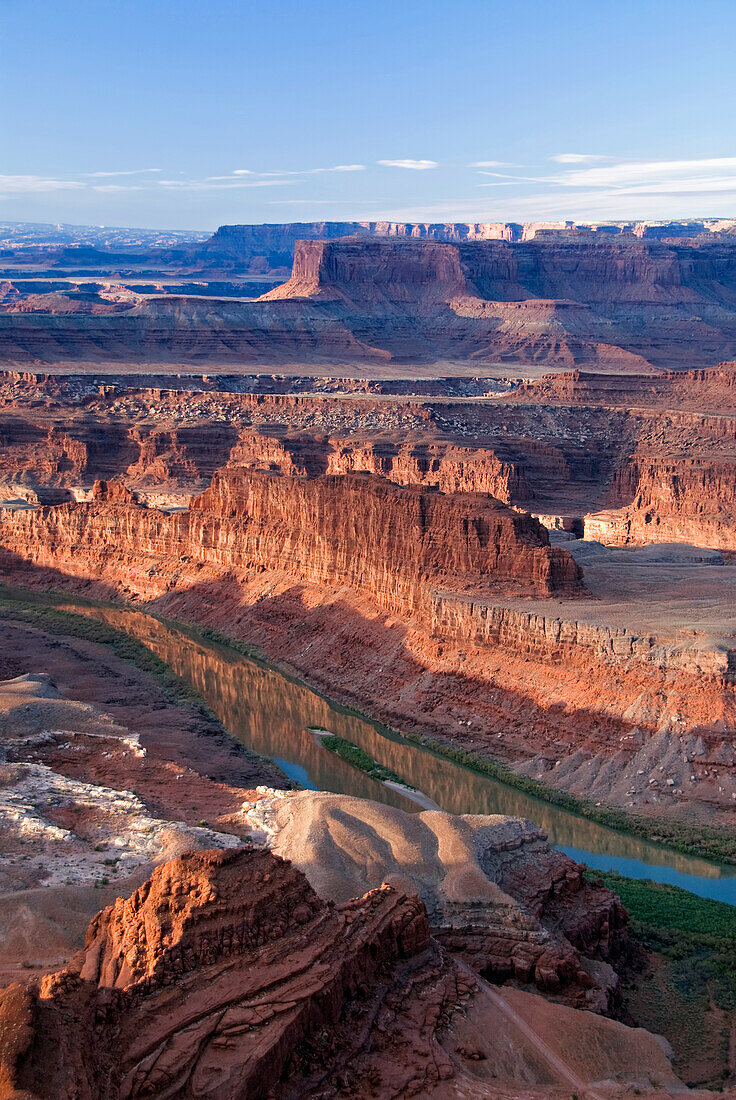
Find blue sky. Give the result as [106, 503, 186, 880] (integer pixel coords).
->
[3, 0, 736, 230]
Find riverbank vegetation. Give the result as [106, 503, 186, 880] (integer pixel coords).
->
[405, 733, 736, 866]
[197, 618, 736, 865]
[314, 731, 415, 789]
[0, 595, 288, 782]
[587, 871, 736, 1090]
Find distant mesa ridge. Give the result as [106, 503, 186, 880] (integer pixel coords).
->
[2, 220, 736, 368]
[204, 217, 736, 257]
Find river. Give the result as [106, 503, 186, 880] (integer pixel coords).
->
[15, 591, 736, 905]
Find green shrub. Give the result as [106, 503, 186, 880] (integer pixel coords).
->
[319, 734, 414, 789]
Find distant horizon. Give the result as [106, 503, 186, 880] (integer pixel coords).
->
[2, 214, 736, 239]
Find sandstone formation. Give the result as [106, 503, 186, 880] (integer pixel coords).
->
[0, 847, 474, 1099]
[513, 362, 736, 548]
[3, 463, 736, 826]
[3, 369, 736, 823]
[0, 467, 582, 605]
[1, 378, 736, 822]
[513, 361, 736, 413]
[0, 844, 697, 1099]
[7, 362, 736, 553]
[3, 234, 736, 368]
[241, 789, 627, 1009]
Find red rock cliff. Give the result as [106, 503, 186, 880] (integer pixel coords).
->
[0, 468, 582, 609]
[263, 237, 469, 305]
[0, 847, 466, 1099]
[6, 238, 736, 368]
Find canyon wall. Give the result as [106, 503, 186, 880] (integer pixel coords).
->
[3, 454, 736, 821]
[514, 361, 736, 413]
[3, 373, 736, 551]
[0, 469, 581, 609]
[204, 219, 736, 270]
[3, 235, 736, 368]
[262, 237, 469, 304]
[430, 592, 733, 679]
[584, 456, 736, 549]
[4, 362, 736, 552]
[263, 235, 736, 312]
[229, 431, 526, 502]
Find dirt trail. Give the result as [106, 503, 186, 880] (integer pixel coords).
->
[455, 960, 605, 1099]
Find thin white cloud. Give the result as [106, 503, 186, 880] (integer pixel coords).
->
[378, 159, 438, 170]
[83, 168, 161, 177]
[269, 198, 380, 205]
[605, 178, 736, 196]
[0, 163, 366, 199]
[474, 156, 736, 200]
[207, 165, 365, 182]
[557, 155, 736, 191]
[478, 171, 548, 182]
[157, 178, 295, 191]
[370, 182, 736, 223]
[469, 160, 518, 168]
[91, 184, 144, 192]
[550, 154, 613, 164]
[0, 174, 85, 194]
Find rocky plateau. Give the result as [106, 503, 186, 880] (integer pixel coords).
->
[3, 230, 736, 369]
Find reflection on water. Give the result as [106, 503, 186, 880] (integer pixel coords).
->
[34, 596, 736, 905]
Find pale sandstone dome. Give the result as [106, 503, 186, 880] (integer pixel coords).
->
[241, 788, 627, 1010]
[243, 787, 563, 910]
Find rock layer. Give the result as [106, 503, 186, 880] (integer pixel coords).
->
[5, 368, 736, 553]
[0, 847, 471, 1099]
[0, 468, 582, 606]
[241, 789, 627, 1008]
[2, 372, 736, 824]
[3, 235, 736, 368]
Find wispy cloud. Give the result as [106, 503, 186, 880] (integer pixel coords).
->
[218, 165, 365, 179]
[319, 164, 364, 173]
[269, 198, 380, 206]
[0, 174, 85, 195]
[158, 178, 295, 191]
[550, 154, 612, 164]
[6, 154, 735, 223]
[555, 155, 736, 193]
[370, 176, 736, 222]
[91, 184, 144, 193]
[477, 171, 547, 183]
[83, 168, 162, 178]
[1, 163, 365, 198]
[378, 159, 438, 170]
[475, 155, 736, 199]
